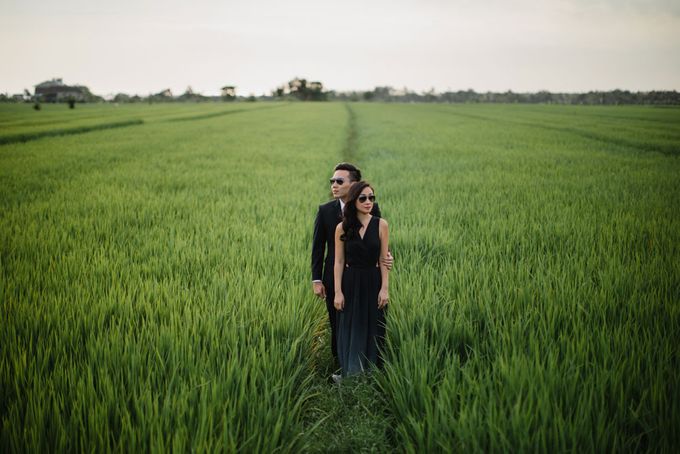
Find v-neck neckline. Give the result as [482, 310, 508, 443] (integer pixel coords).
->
[358, 216, 373, 241]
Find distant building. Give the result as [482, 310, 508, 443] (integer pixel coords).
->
[155, 89, 173, 98]
[221, 86, 236, 97]
[34, 78, 87, 102]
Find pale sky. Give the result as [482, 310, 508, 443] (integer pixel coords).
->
[1, 0, 679, 97]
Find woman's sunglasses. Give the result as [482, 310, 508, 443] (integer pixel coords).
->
[358, 194, 376, 203]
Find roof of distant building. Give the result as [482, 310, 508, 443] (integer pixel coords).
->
[35, 78, 65, 89]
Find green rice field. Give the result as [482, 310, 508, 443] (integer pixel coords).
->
[1, 102, 679, 452]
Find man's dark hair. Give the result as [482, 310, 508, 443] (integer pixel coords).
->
[334, 162, 362, 182]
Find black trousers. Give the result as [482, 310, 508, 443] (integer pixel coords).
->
[324, 290, 339, 368]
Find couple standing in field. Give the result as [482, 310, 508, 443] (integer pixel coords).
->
[311, 163, 393, 382]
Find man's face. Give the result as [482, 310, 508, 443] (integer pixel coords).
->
[330, 170, 353, 200]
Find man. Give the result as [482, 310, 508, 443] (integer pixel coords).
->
[311, 162, 393, 368]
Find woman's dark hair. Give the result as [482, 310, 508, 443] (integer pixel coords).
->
[334, 162, 362, 182]
[341, 181, 373, 241]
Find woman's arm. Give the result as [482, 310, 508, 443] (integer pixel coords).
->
[378, 219, 390, 309]
[333, 223, 345, 311]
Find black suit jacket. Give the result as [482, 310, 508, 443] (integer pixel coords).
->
[312, 199, 381, 294]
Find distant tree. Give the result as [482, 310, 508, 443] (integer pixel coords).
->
[177, 86, 208, 102]
[332, 88, 680, 105]
[423, 87, 437, 103]
[288, 78, 307, 100]
[113, 93, 131, 103]
[149, 89, 173, 103]
[307, 81, 325, 101]
[373, 86, 392, 101]
[285, 78, 327, 101]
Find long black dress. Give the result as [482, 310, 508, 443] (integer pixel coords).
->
[337, 215, 387, 377]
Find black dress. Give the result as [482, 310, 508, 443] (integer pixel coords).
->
[337, 216, 387, 377]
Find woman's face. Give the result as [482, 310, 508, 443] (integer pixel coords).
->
[355, 186, 375, 215]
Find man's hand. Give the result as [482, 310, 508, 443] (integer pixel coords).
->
[313, 282, 326, 299]
[378, 289, 389, 309]
[381, 251, 394, 271]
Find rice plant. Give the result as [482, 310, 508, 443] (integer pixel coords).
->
[1, 102, 678, 452]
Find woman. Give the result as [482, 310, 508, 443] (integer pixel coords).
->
[333, 181, 390, 378]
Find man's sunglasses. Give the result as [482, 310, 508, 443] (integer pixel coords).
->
[358, 194, 376, 203]
[330, 178, 347, 185]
